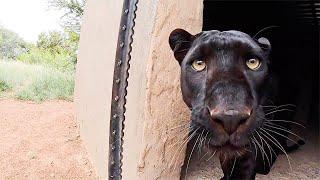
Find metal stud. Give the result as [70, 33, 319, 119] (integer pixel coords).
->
[112, 146, 115, 150]
[120, 42, 124, 48]
[113, 114, 118, 119]
[124, 9, 129, 14]
[117, 60, 122, 66]
[112, 130, 116, 135]
[114, 96, 119, 102]
[116, 79, 120, 84]
[122, 25, 126, 31]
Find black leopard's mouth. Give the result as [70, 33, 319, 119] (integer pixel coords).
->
[190, 108, 264, 158]
[208, 139, 250, 154]
[190, 107, 262, 146]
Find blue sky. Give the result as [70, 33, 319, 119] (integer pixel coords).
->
[0, 0, 63, 42]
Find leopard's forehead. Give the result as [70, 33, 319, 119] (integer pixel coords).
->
[183, 30, 263, 62]
[192, 30, 259, 49]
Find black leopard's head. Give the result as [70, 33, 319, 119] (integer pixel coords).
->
[169, 29, 271, 156]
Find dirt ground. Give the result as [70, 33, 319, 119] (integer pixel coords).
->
[0, 99, 96, 179]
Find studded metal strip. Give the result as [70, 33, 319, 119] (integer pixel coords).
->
[108, 0, 138, 179]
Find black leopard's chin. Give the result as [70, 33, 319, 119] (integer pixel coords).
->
[207, 138, 251, 158]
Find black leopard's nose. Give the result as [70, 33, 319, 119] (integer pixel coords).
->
[210, 108, 251, 134]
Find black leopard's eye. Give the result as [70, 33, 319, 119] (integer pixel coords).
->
[246, 58, 261, 70]
[191, 60, 206, 71]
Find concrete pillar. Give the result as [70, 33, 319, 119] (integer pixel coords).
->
[75, 0, 123, 178]
[75, 0, 203, 178]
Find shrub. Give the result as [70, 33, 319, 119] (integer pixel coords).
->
[0, 81, 10, 92]
[17, 47, 75, 72]
[0, 60, 74, 101]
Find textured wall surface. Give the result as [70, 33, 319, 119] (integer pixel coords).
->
[123, 0, 203, 179]
[74, 0, 123, 178]
[76, 0, 203, 178]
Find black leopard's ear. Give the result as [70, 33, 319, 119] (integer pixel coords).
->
[257, 37, 271, 53]
[169, 29, 195, 64]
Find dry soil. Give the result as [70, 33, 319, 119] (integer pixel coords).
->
[0, 99, 96, 179]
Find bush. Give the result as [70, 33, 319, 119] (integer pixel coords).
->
[0, 60, 74, 101]
[18, 47, 75, 72]
[16, 30, 78, 72]
[0, 81, 10, 92]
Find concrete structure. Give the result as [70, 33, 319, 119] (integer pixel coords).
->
[75, 0, 203, 179]
[75, 0, 123, 177]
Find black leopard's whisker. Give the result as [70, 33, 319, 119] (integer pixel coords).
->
[251, 137, 258, 160]
[258, 130, 278, 160]
[263, 126, 302, 145]
[197, 129, 205, 156]
[256, 130, 274, 167]
[166, 136, 190, 168]
[199, 148, 210, 161]
[253, 132, 265, 163]
[203, 130, 209, 143]
[264, 121, 300, 135]
[199, 130, 209, 155]
[169, 122, 191, 131]
[175, 137, 196, 172]
[265, 108, 294, 116]
[202, 130, 209, 144]
[265, 106, 295, 113]
[257, 116, 305, 129]
[206, 150, 217, 162]
[262, 103, 296, 109]
[160, 124, 192, 168]
[263, 123, 304, 142]
[172, 126, 197, 158]
[252, 131, 267, 167]
[168, 127, 198, 170]
[258, 129, 277, 158]
[259, 128, 293, 171]
[172, 127, 200, 172]
[207, 137, 211, 147]
[260, 105, 277, 108]
[222, 154, 227, 166]
[266, 120, 306, 128]
[259, 103, 295, 108]
[265, 121, 305, 136]
[166, 125, 193, 152]
[185, 133, 201, 180]
[252, 25, 280, 38]
[236, 151, 241, 156]
[230, 157, 237, 177]
[258, 133, 271, 167]
[265, 108, 295, 113]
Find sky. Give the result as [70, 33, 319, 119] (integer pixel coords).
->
[0, 0, 63, 43]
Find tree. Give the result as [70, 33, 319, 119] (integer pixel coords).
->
[37, 31, 64, 54]
[0, 26, 29, 59]
[48, 0, 86, 33]
[17, 30, 78, 71]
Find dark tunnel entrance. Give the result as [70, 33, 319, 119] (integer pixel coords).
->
[182, 1, 319, 179]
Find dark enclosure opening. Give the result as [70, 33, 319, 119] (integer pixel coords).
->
[182, 1, 319, 179]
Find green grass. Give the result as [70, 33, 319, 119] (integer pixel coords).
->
[0, 60, 74, 101]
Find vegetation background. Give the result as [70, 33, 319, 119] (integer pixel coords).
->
[0, 0, 85, 101]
